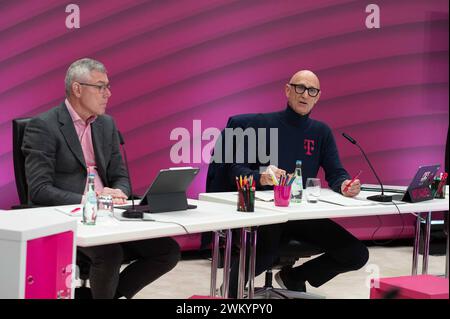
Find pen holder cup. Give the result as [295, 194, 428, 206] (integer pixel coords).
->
[237, 188, 255, 212]
[274, 185, 292, 207]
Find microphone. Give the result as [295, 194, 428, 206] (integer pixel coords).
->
[342, 132, 357, 145]
[342, 132, 392, 202]
[118, 131, 143, 218]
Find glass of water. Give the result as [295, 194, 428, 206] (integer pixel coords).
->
[305, 178, 321, 203]
[97, 195, 114, 217]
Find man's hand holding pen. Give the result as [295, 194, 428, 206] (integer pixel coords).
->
[341, 179, 361, 197]
[341, 170, 362, 197]
[260, 165, 286, 186]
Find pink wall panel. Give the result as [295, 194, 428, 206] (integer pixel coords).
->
[0, 0, 448, 239]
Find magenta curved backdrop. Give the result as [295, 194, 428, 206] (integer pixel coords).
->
[0, 1, 448, 239]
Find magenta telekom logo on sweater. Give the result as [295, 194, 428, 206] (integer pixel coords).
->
[304, 139, 315, 156]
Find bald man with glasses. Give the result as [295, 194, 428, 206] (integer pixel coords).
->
[210, 70, 369, 298]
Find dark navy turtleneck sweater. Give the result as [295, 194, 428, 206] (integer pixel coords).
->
[226, 105, 350, 193]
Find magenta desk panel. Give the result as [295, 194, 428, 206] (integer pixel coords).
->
[25, 231, 73, 299]
[371, 275, 449, 299]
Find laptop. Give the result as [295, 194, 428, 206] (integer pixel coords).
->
[387, 164, 439, 202]
[117, 167, 200, 215]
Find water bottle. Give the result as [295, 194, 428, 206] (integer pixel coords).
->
[83, 173, 97, 225]
[291, 160, 303, 203]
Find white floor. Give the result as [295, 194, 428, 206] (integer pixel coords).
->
[134, 245, 448, 299]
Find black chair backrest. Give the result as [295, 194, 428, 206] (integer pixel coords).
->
[12, 118, 32, 205]
[206, 117, 251, 193]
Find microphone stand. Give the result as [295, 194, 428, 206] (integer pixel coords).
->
[342, 133, 392, 202]
[118, 131, 143, 218]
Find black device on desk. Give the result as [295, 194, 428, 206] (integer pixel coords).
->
[117, 167, 199, 218]
[363, 164, 440, 203]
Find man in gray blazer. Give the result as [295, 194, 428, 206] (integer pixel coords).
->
[22, 99, 129, 206]
[22, 58, 180, 299]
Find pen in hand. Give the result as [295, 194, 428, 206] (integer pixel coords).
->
[343, 170, 362, 193]
[267, 167, 279, 186]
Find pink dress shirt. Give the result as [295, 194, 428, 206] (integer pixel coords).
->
[65, 99, 104, 197]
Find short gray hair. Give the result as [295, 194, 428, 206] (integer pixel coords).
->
[65, 58, 107, 96]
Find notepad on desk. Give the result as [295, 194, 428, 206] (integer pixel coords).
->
[319, 193, 378, 207]
[54, 206, 82, 217]
[254, 191, 274, 202]
[234, 191, 274, 202]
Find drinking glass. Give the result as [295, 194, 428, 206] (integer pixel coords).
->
[97, 195, 114, 217]
[305, 178, 321, 203]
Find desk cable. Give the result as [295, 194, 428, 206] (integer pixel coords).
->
[145, 218, 190, 234]
[370, 200, 406, 246]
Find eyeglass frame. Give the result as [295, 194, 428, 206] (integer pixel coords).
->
[288, 83, 320, 97]
[77, 82, 111, 94]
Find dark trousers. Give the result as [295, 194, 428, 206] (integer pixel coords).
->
[78, 237, 180, 299]
[229, 219, 369, 298]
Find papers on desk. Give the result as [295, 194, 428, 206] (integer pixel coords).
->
[319, 192, 378, 207]
[54, 206, 119, 217]
[54, 206, 82, 217]
[254, 192, 274, 202]
[233, 191, 274, 202]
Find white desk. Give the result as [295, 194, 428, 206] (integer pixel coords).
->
[199, 189, 449, 284]
[199, 189, 448, 219]
[70, 199, 286, 246]
[36, 199, 288, 299]
[0, 209, 77, 299]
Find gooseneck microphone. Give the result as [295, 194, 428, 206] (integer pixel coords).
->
[342, 133, 392, 202]
[118, 131, 143, 218]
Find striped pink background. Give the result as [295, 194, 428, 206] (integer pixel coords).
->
[0, 1, 448, 238]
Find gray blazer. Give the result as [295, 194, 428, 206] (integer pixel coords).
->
[22, 102, 130, 206]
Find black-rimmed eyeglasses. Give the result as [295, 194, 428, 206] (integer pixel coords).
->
[289, 83, 320, 97]
[78, 82, 111, 94]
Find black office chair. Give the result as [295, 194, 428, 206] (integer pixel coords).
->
[12, 118, 33, 208]
[204, 123, 323, 299]
[12, 117, 92, 298]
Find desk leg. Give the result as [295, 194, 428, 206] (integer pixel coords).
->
[237, 228, 248, 299]
[222, 229, 233, 298]
[412, 213, 421, 275]
[422, 212, 432, 275]
[210, 231, 220, 297]
[247, 227, 257, 299]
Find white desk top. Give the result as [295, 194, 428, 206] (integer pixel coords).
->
[199, 189, 449, 221]
[0, 208, 77, 242]
[80, 199, 288, 246]
[10, 200, 287, 247]
[144, 199, 288, 234]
